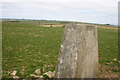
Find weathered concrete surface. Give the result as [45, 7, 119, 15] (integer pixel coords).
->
[55, 24, 98, 78]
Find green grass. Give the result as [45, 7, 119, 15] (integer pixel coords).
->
[2, 22, 118, 78]
[98, 28, 118, 66]
[2, 22, 64, 78]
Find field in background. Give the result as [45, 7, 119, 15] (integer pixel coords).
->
[2, 20, 119, 78]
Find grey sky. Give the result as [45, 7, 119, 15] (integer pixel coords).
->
[1, 0, 119, 25]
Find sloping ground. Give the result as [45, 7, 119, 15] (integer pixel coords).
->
[2, 22, 119, 78]
[97, 25, 119, 30]
[39, 24, 65, 27]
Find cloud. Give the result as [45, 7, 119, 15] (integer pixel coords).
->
[2, 0, 118, 13]
[1, 0, 119, 25]
[2, 0, 119, 12]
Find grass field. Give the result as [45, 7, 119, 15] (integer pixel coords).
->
[2, 21, 118, 78]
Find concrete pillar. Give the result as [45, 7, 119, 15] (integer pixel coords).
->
[55, 24, 98, 78]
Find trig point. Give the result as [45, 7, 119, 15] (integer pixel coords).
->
[55, 24, 98, 78]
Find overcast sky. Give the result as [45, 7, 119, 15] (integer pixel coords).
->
[1, 0, 119, 25]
